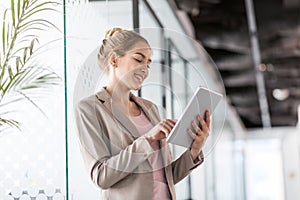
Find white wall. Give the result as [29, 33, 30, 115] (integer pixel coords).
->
[281, 128, 300, 200]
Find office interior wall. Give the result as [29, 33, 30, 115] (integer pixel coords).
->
[282, 130, 300, 200]
[2, 1, 297, 200]
[0, 1, 65, 199]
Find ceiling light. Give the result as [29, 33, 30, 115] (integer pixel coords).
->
[272, 89, 290, 101]
[259, 63, 267, 72]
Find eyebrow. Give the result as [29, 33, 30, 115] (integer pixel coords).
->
[134, 52, 152, 63]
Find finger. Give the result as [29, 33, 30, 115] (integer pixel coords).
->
[166, 119, 176, 127]
[170, 119, 178, 125]
[165, 119, 177, 128]
[161, 126, 171, 137]
[162, 121, 174, 132]
[162, 124, 172, 133]
[163, 119, 177, 131]
[187, 128, 196, 139]
[191, 120, 202, 135]
[198, 115, 208, 133]
[157, 125, 168, 136]
[161, 121, 173, 132]
[205, 110, 211, 129]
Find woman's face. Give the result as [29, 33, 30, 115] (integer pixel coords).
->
[114, 42, 152, 90]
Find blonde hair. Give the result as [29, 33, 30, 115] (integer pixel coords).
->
[98, 27, 150, 73]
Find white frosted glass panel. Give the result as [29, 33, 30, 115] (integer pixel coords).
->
[19, 195, 31, 200]
[28, 186, 39, 197]
[0, 0, 65, 199]
[36, 194, 48, 200]
[10, 187, 22, 198]
[3, 195, 14, 200]
[53, 193, 65, 200]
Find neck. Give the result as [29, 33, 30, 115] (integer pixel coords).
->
[106, 81, 131, 107]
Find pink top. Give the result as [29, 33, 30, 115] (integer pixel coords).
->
[130, 111, 171, 200]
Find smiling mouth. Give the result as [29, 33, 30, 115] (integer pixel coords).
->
[134, 74, 144, 82]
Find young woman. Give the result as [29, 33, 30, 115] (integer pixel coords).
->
[74, 27, 210, 200]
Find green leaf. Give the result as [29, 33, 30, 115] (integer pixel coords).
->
[22, 8, 60, 29]
[10, 69, 30, 88]
[24, 0, 30, 9]
[16, 56, 21, 72]
[2, 9, 8, 56]
[0, 66, 6, 85]
[19, 19, 56, 32]
[0, 0, 61, 133]
[24, 1, 57, 17]
[11, 46, 29, 59]
[18, 34, 38, 42]
[0, 117, 20, 129]
[26, 0, 40, 9]
[23, 47, 28, 63]
[11, 0, 16, 27]
[6, 23, 10, 50]
[8, 66, 13, 80]
[29, 38, 37, 55]
[17, 0, 21, 19]
[18, 27, 46, 35]
[17, 90, 47, 117]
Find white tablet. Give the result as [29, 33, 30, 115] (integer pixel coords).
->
[166, 86, 223, 148]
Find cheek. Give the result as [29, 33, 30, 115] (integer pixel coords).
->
[145, 70, 149, 78]
[119, 59, 136, 71]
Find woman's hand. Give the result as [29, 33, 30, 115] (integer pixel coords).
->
[188, 110, 210, 161]
[146, 119, 177, 144]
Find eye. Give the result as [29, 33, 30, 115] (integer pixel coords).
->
[133, 58, 142, 63]
[133, 57, 150, 69]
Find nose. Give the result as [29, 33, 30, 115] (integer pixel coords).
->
[140, 65, 148, 74]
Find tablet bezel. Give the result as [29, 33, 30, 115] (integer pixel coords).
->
[166, 86, 223, 148]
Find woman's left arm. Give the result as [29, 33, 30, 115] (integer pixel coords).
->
[171, 110, 210, 184]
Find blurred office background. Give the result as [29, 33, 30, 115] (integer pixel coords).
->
[0, 0, 299, 199]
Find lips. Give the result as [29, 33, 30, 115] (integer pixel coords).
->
[134, 73, 144, 82]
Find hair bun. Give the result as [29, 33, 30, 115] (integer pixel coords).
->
[104, 27, 123, 39]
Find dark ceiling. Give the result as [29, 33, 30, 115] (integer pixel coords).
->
[174, 0, 300, 128]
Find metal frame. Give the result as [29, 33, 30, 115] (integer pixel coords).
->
[245, 0, 271, 128]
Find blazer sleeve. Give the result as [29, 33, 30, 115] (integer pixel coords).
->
[171, 150, 204, 184]
[74, 99, 154, 189]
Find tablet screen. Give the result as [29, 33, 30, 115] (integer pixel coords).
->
[166, 87, 223, 148]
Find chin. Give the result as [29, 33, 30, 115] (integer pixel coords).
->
[132, 84, 142, 91]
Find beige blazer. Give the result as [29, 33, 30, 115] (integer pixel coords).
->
[74, 88, 204, 200]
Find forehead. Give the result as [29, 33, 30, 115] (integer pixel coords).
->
[128, 42, 152, 56]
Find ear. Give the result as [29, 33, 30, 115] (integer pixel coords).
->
[109, 52, 118, 68]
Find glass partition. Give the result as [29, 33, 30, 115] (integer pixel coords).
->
[66, 1, 133, 199]
[0, 0, 65, 199]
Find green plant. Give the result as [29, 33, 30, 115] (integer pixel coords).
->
[0, 0, 61, 132]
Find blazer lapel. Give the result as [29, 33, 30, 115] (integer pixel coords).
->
[96, 88, 140, 138]
[130, 95, 160, 126]
[95, 88, 161, 138]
